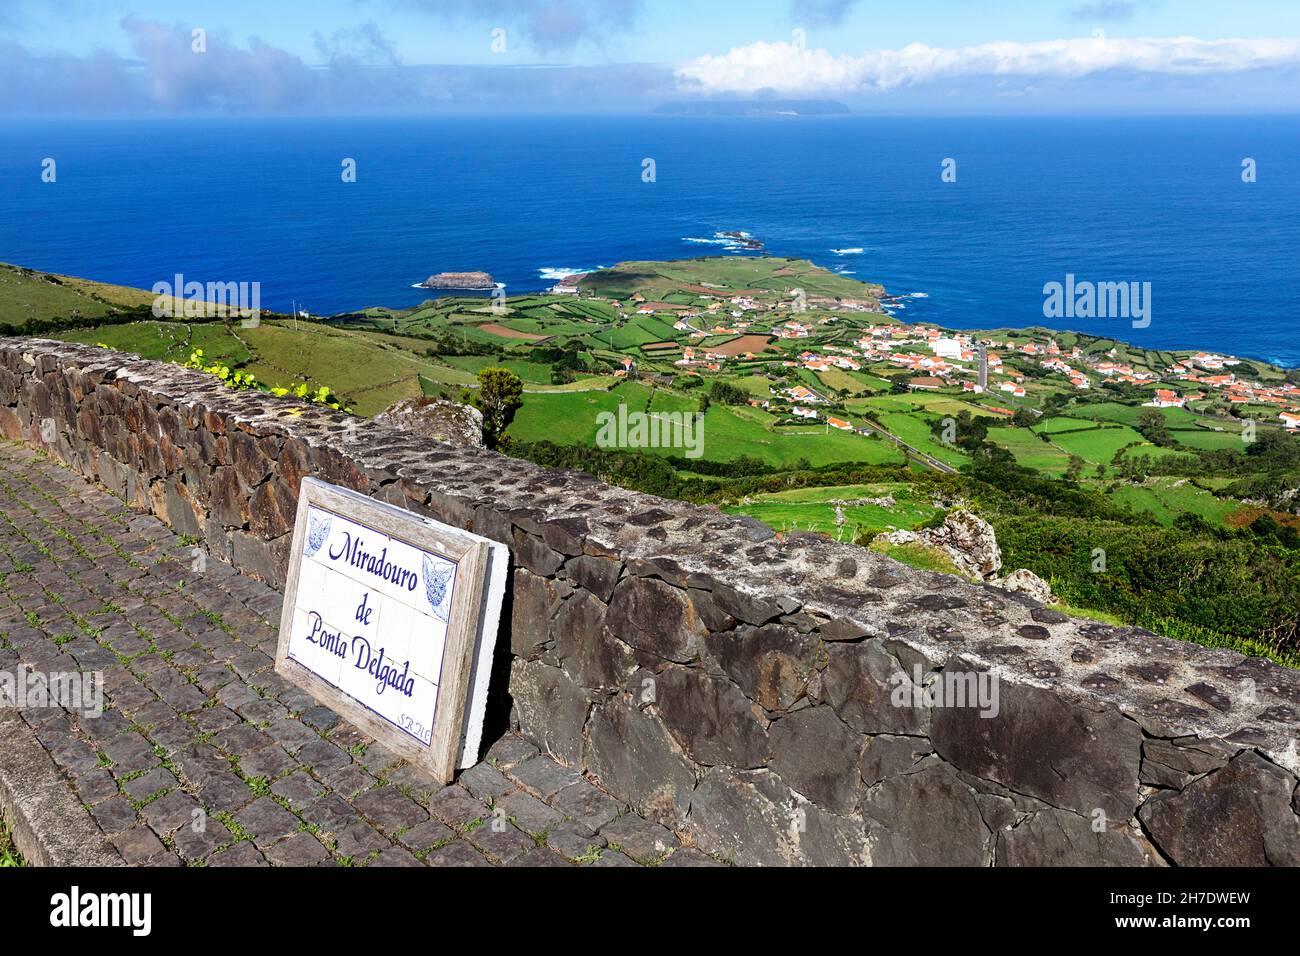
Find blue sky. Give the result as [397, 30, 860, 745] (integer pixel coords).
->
[2, 0, 1298, 113]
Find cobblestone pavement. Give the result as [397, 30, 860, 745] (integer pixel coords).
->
[0, 443, 718, 867]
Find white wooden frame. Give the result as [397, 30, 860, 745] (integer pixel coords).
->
[275, 478, 495, 784]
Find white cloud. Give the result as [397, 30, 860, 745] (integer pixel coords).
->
[675, 35, 1300, 95]
[389, 0, 645, 53]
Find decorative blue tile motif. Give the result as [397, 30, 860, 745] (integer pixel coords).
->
[422, 554, 454, 622]
[305, 513, 332, 557]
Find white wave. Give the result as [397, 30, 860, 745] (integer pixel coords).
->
[410, 281, 503, 291]
[682, 231, 761, 250]
[909, 292, 929, 299]
[682, 236, 742, 246]
[538, 267, 588, 280]
[831, 247, 864, 255]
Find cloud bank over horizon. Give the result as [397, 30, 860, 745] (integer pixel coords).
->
[676, 35, 1300, 96]
[1, 16, 1297, 115]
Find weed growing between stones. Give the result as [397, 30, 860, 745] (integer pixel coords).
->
[183, 349, 352, 414]
[0, 814, 24, 867]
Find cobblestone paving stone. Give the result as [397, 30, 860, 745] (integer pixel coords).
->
[0, 443, 718, 867]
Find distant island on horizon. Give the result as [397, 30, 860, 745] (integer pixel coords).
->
[654, 99, 851, 117]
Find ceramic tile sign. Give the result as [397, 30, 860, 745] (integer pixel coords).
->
[275, 478, 508, 784]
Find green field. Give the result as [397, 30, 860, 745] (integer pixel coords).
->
[1103, 478, 1246, 527]
[1074, 401, 1200, 428]
[872, 411, 971, 469]
[869, 539, 966, 577]
[1036, 416, 1106, 434]
[59, 320, 483, 416]
[0, 262, 154, 328]
[725, 482, 943, 537]
[59, 321, 251, 365]
[580, 257, 884, 303]
[1165, 426, 1247, 451]
[987, 426, 1073, 476]
[441, 355, 555, 384]
[1049, 424, 1146, 464]
[510, 381, 905, 468]
[812, 368, 858, 393]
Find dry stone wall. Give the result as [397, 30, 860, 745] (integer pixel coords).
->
[3, 338, 1299, 866]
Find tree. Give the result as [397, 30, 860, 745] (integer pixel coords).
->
[1245, 430, 1300, 470]
[1135, 408, 1174, 448]
[932, 410, 992, 453]
[474, 367, 523, 449]
[708, 380, 748, 406]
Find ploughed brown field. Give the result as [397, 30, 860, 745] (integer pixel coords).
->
[1225, 506, 1300, 529]
[710, 334, 776, 357]
[480, 323, 549, 341]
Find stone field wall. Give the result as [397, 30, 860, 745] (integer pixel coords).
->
[2, 338, 1298, 866]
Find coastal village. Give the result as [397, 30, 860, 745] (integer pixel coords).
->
[541, 262, 1300, 437]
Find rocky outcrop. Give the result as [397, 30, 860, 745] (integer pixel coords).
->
[420, 271, 495, 290]
[4, 337, 1299, 868]
[374, 396, 483, 448]
[874, 509, 1001, 580]
[878, 511, 1057, 603]
[993, 567, 1055, 604]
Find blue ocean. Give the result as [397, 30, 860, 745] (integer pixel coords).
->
[1, 115, 1297, 365]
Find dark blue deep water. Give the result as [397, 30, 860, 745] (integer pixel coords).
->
[1, 115, 1297, 364]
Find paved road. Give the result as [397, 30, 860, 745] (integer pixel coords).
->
[856, 418, 960, 474]
[0, 442, 717, 867]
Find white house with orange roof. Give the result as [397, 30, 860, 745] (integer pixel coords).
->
[786, 385, 827, 404]
[1147, 389, 1185, 408]
[1202, 374, 1236, 388]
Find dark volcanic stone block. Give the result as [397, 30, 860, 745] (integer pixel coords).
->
[509, 659, 589, 767]
[585, 700, 696, 828]
[768, 706, 864, 813]
[930, 679, 1141, 820]
[817, 639, 930, 736]
[1138, 752, 1300, 866]
[860, 760, 991, 867]
[997, 808, 1160, 867]
[606, 576, 704, 664]
[709, 624, 819, 714]
[653, 665, 768, 770]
